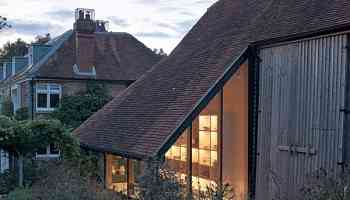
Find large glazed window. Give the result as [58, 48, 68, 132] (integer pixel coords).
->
[223, 63, 249, 196]
[192, 93, 221, 192]
[106, 155, 128, 194]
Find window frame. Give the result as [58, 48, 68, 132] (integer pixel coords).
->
[35, 83, 62, 112]
[35, 144, 60, 159]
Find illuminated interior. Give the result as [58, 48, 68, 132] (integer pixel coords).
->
[165, 63, 249, 197]
[105, 63, 249, 198]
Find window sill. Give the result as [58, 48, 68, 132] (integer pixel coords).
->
[35, 154, 60, 160]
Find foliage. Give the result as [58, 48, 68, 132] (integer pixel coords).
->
[135, 160, 186, 200]
[50, 82, 112, 129]
[5, 186, 32, 200]
[30, 161, 125, 200]
[0, 39, 28, 61]
[300, 167, 350, 200]
[14, 107, 29, 121]
[0, 16, 11, 30]
[0, 170, 17, 194]
[1, 97, 14, 117]
[198, 183, 236, 200]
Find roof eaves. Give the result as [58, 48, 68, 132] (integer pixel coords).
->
[154, 47, 250, 158]
[79, 142, 150, 160]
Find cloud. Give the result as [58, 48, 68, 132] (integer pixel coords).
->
[108, 16, 129, 27]
[175, 19, 196, 34]
[9, 20, 61, 36]
[134, 31, 172, 38]
[136, 0, 160, 4]
[46, 9, 74, 21]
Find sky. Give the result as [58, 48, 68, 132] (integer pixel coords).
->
[0, 0, 217, 54]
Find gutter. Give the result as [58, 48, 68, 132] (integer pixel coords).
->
[154, 47, 250, 158]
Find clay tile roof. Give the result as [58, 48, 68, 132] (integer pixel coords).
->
[75, 0, 350, 159]
[31, 31, 163, 81]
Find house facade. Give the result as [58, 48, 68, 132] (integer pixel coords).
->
[0, 8, 162, 173]
[73, 0, 350, 199]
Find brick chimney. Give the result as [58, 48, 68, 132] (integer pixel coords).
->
[73, 8, 96, 76]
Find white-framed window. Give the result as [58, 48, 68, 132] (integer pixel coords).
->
[36, 83, 61, 112]
[35, 144, 60, 159]
[11, 85, 21, 112]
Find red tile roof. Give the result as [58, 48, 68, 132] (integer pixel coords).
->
[31, 32, 163, 81]
[75, 0, 350, 159]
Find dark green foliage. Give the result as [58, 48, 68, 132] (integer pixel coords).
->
[1, 97, 14, 117]
[5, 186, 32, 200]
[14, 107, 29, 121]
[0, 39, 28, 60]
[50, 82, 112, 128]
[135, 160, 186, 200]
[300, 168, 350, 200]
[0, 170, 17, 194]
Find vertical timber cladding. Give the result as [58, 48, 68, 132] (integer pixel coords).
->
[255, 33, 348, 200]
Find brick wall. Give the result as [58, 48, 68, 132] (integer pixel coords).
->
[32, 79, 128, 117]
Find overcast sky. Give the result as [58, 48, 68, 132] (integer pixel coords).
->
[0, 0, 217, 53]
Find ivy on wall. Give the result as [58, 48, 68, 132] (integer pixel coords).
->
[50, 82, 112, 129]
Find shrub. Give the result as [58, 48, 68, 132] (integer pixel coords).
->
[5, 187, 32, 200]
[135, 160, 186, 200]
[300, 167, 350, 200]
[0, 170, 17, 194]
[50, 82, 112, 129]
[1, 97, 13, 117]
[14, 107, 29, 121]
[31, 161, 125, 200]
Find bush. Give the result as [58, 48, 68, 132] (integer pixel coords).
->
[50, 82, 111, 129]
[31, 161, 125, 200]
[0, 170, 17, 194]
[14, 107, 29, 121]
[1, 97, 13, 117]
[5, 187, 32, 200]
[300, 168, 350, 200]
[135, 160, 186, 200]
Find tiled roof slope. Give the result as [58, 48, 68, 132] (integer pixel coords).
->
[75, 0, 350, 158]
[31, 32, 162, 81]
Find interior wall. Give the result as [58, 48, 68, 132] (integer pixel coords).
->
[222, 63, 249, 196]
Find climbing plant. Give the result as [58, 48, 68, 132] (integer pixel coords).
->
[50, 82, 112, 128]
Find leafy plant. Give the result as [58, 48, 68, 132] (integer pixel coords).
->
[300, 167, 350, 200]
[50, 82, 112, 129]
[14, 107, 29, 121]
[1, 97, 14, 117]
[0, 170, 17, 194]
[135, 159, 186, 200]
[0, 116, 79, 187]
[5, 186, 32, 200]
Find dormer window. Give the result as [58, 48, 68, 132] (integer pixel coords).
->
[36, 83, 61, 112]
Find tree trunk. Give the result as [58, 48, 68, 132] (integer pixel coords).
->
[18, 154, 24, 187]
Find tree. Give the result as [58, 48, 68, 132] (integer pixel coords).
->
[0, 16, 11, 30]
[0, 39, 28, 61]
[0, 116, 79, 187]
[50, 82, 112, 129]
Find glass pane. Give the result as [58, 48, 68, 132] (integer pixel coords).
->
[50, 94, 60, 108]
[128, 159, 142, 196]
[192, 93, 221, 195]
[49, 143, 60, 154]
[106, 155, 128, 194]
[36, 84, 47, 91]
[164, 129, 189, 184]
[37, 93, 47, 108]
[222, 63, 248, 197]
[49, 84, 60, 92]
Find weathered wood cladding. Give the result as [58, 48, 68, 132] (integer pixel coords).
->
[255, 34, 348, 200]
